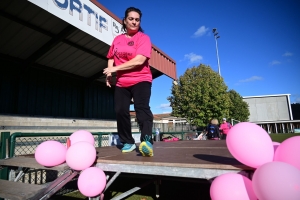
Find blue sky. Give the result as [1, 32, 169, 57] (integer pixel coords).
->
[97, 0, 300, 114]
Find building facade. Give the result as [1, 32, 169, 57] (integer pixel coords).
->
[243, 94, 300, 133]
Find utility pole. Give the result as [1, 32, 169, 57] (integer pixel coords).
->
[212, 28, 221, 76]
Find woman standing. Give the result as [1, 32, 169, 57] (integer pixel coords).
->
[219, 118, 232, 140]
[103, 7, 154, 157]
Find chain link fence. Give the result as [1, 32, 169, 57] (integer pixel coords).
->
[10, 133, 110, 157]
[6, 132, 110, 197]
[153, 122, 198, 133]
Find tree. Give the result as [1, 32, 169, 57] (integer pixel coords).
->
[227, 89, 250, 122]
[168, 64, 230, 127]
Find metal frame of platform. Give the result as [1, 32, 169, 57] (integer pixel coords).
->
[92, 140, 254, 200]
[96, 162, 249, 180]
[96, 163, 251, 200]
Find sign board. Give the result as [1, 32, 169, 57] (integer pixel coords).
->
[28, 0, 123, 45]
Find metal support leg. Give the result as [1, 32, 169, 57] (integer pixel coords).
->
[88, 172, 121, 200]
[88, 193, 104, 200]
[110, 178, 155, 200]
[36, 169, 79, 200]
[14, 167, 29, 182]
[155, 178, 161, 198]
[105, 171, 121, 192]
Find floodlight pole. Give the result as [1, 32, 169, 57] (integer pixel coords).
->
[213, 28, 221, 76]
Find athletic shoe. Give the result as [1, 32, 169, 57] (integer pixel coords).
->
[139, 135, 154, 157]
[121, 143, 136, 153]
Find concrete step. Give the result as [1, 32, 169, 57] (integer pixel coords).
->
[0, 115, 118, 127]
[0, 115, 140, 133]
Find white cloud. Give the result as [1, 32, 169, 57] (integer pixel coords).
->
[192, 26, 209, 37]
[157, 103, 171, 113]
[184, 53, 203, 63]
[239, 76, 263, 83]
[291, 94, 300, 103]
[158, 103, 170, 109]
[269, 60, 281, 66]
[282, 51, 293, 57]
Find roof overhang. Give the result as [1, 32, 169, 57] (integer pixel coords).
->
[243, 94, 291, 99]
[0, 0, 177, 86]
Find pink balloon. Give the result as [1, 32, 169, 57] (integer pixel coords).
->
[210, 173, 257, 200]
[226, 122, 274, 168]
[252, 161, 300, 200]
[78, 167, 106, 197]
[66, 141, 96, 171]
[274, 136, 300, 170]
[35, 141, 67, 167]
[69, 130, 94, 146]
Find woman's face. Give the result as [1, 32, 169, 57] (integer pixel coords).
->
[124, 11, 140, 33]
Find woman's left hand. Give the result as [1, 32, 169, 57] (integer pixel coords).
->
[103, 67, 116, 75]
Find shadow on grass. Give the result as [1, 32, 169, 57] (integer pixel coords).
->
[53, 176, 212, 200]
[104, 176, 211, 200]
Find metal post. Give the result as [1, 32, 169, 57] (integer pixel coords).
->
[213, 28, 221, 76]
[0, 132, 10, 181]
[215, 37, 221, 76]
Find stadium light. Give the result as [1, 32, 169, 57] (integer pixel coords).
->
[213, 28, 221, 76]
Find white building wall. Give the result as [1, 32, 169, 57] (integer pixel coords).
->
[243, 94, 292, 122]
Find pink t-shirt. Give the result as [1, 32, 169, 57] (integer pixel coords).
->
[220, 122, 232, 134]
[107, 32, 152, 87]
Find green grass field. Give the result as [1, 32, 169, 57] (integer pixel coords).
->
[50, 133, 300, 200]
[269, 133, 300, 142]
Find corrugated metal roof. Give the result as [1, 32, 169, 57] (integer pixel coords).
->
[0, 0, 177, 86]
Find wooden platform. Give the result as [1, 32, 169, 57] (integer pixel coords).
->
[95, 140, 254, 180]
[96, 140, 252, 170]
[0, 140, 250, 172]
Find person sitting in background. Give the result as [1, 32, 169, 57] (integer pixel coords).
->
[206, 119, 221, 140]
[193, 131, 207, 140]
[193, 119, 213, 140]
[219, 118, 232, 140]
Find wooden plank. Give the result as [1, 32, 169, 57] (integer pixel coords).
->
[0, 157, 69, 171]
[0, 179, 46, 200]
[95, 140, 254, 170]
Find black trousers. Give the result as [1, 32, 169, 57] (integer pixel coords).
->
[114, 81, 153, 145]
[222, 134, 227, 140]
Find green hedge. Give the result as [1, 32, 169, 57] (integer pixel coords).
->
[269, 134, 300, 143]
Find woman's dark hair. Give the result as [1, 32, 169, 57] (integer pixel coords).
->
[122, 7, 144, 33]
